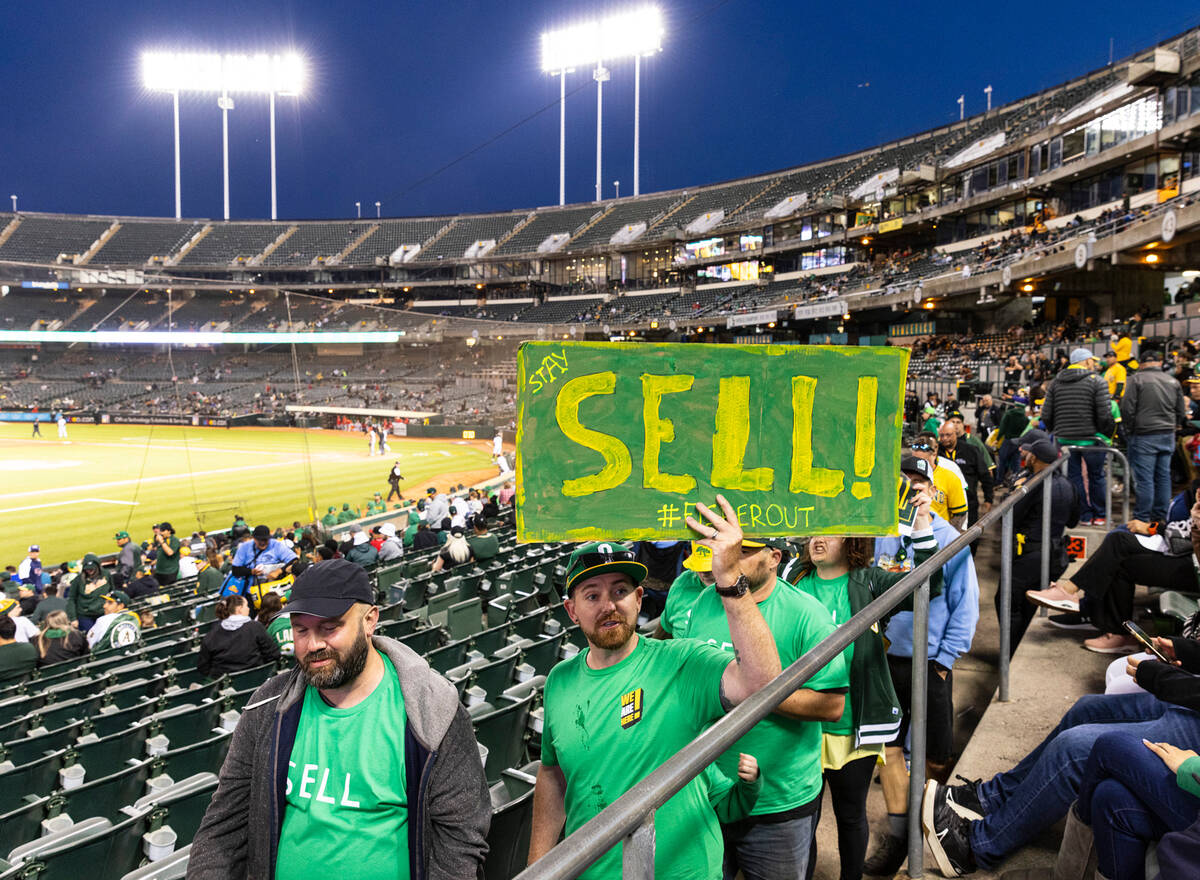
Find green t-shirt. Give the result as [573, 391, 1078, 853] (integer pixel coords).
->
[791, 571, 855, 736]
[541, 636, 731, 880]
[155, 536, 181, 577]
[660, 570, 709, 636]
[682, 580, 848, 815]
[466, 533, 500, 561]
[0, 641, 37, 682]
[267, 615, 294, 655]
[277, 653, 409, 880]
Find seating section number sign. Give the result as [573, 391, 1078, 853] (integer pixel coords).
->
[515, 341, 909, 541]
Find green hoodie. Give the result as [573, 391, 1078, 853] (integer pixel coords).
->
[66, 553, 112, 621]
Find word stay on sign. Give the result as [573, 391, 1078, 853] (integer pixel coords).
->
[515, 341, 908, 541]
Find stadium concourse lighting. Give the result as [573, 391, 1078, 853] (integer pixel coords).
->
[141, 51, 306, 221]
[541, 6, 664, 204]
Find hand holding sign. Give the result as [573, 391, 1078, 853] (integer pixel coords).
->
[686, 494, 744, 588]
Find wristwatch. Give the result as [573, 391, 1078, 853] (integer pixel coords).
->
[715, 574, 750, 598]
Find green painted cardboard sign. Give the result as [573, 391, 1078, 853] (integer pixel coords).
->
[515, 341, 908, 541]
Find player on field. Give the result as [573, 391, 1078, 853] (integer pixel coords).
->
[528, 495, 784, 879]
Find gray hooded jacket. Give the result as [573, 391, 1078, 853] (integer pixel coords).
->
[187, 635, 490, 879]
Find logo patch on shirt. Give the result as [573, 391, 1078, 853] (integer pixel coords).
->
[619, 688, 643, 729]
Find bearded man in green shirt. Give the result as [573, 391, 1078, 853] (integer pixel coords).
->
[528, 495, 786, 880]
[188, 558, 489, 879]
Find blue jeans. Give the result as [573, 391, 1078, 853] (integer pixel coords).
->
[722, 811, 817, 880]
[969, 692, 1200, 869]
[1077, 731, 1200, 880]
[1066, 445, 1109, 521]
[1128, 432, 1176, 521]
[997, 438, 1021, 483]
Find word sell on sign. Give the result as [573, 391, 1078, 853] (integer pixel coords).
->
[515, 341, 908, 541]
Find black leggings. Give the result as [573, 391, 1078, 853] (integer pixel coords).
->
[822, 754, 878, 880]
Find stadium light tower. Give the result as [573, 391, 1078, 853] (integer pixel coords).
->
[9, 195, 16, 212]
[984, 84, 993, 112]
[957, 94, 965, 120]
[355, 201, 361, 218]
[142, 51, 306, 221]
[541, 7, 664, 204]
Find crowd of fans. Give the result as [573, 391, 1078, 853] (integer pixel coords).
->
[6, 325, 1200, 877]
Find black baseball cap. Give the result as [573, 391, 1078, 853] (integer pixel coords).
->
[1020, 436, 1061, 463]
[252, 525, 271, 540]
[282, 559, 375, 620]
[900, 455, 934, 482]
[158, 522, 174, 533]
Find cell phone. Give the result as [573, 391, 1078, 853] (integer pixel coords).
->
[1123, 620, 1170, 663]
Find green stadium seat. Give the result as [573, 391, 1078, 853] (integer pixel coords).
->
[469, 622, 511, 658]
[377, 601, 407, 622]
[109, 659, 172, 688]
[424, 589, 459, 627]
[0, 796, 51, 857]
[399, 627, 443, 656]
[510, 607, 549, 640]
[166, 665, 216, 692]
[148, 702, 228, 752]
[521, 633, 566, 677]
[3, 720, 86, 767]
[157, 731, 231, 781]
[158, 679, 225, 714]
[376, 563, 406, 594]
[446, 598, 485, 641]
[425, 640, 470, 675]
[43, 676, 109, 705]
[35, 698, 104, 735]
[483, 762, 539, 880]
[49, 758, 154, 824]
[117, 843, 192, 880]
[6, 816, 128, 876]
[31, 655, 91, 681]
[224, 662, 278, 694]
[472, 654, 520, 703]
[105, 674, 172, 711]
[402, 578, 427, 611]
[87, 701, 159, 739]
[73, 726, 152, 777]
[472, 692, 535, 785]
[0, 750, 68, 814]
[1160, 591, 1200, 622]
[563, 625, 587, 651]
[17, 812, 155, 880]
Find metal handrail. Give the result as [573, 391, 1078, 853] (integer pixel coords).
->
[516, 457, 1067, 880]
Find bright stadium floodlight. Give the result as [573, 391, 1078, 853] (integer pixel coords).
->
[142, 51, 307, 220]
[541, 7, 664, 203]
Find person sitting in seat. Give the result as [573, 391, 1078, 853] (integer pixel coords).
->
[35, 610, 89, 666]
[920, 631, 1200, 877]
[0, 616, 37, 682]
[86, 591, 142, 653]
[1027, 482, 1199, 654]
[197, 594, 282, 678]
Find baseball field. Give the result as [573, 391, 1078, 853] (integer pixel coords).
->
[0, 422, 502, 568]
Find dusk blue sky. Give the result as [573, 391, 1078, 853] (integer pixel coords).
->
[2, 1, 1195, 221]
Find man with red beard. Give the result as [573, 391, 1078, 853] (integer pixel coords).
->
[527, 495, 785, 880]
[188, 559, 490, 879]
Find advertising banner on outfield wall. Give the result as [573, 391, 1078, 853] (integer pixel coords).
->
[102, 413, 229, 427]
[515, 341, 908, 541]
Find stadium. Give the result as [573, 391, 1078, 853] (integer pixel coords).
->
[2, 8, 1200, 880]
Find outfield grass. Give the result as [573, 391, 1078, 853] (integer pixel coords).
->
[0, 423, 500, 567]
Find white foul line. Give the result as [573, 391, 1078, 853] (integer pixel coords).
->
[0, 498, 141, 514]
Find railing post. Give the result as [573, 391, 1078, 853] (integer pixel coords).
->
[907, 577, 931, 879]
[622, 812, 655, 879]
[999, 508, 1013, 700]
[1104, 452, 1112, 525]
[1039, 458, 1054, 591]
